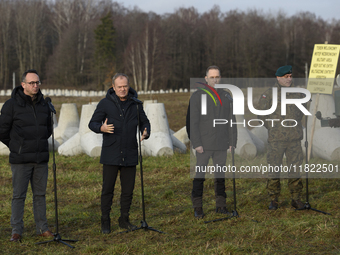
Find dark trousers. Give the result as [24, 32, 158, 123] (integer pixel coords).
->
[192, 150, 227, 201]
[101, 165, 136, 217]
[11, 163, 49, 235]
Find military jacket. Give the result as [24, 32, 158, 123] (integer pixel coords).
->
[257, 82, 304, 143]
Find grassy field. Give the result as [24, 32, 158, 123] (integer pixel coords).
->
[1, 92, 340, 254]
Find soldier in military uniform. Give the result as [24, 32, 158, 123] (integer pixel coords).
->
[258, 65, 305, 210]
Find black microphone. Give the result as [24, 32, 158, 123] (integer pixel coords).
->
[225, 93, 233, 102]
[315, 111, 322, 120]
[130, 97, 143, 104]
[45, 97, 56, 114]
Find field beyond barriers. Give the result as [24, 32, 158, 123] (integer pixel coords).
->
[1, 92, 340, 254]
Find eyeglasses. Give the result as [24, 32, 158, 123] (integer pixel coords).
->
[26, 81, 41, 86]
[208, 76, 220, 79]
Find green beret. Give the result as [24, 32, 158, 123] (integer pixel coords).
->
[275, 65, 292, 76]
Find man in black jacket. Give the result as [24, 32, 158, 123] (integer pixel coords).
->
[0, 69, 54, 242]
[186, 66, 237, 219]
[89, 73, 150, 234]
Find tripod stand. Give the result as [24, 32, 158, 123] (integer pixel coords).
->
[119, 101, 165, 234]
[205, 93, 239, 224]
[36, 98, 78, 248]
[296, 114, 331, 215]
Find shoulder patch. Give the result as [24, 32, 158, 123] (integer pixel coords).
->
[262, 94, 266, 98]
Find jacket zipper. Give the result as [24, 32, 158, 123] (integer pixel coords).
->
[30, 104, 39, 162]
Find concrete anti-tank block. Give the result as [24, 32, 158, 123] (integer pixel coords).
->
[58, 133, 83, 156]
[54, 103, 79, 145]
[234, 115, 257, 159]
[142, 103, 173, 156]
[173, 126, 190, 145]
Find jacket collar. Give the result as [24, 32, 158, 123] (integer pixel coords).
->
[11, 86, 44, 107]
[106, 87, 139, 104]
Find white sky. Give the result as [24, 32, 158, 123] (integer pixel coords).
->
[119, 0, 340, 22]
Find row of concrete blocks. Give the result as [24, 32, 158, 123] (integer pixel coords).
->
[0, 88, 190, 97]
[1, 94, 340, 160]
[0, 100, 190, 157]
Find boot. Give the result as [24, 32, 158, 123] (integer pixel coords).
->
[101, 216, 111, 234]
[194, 207, 204, 219]
[291, 199, 305, 209]
[268, 199, 278, 210]
[216, 207, 230, 215]
[118, 213, 137, 230]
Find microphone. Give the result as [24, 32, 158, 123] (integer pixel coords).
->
[315, 111, 322, 120]
[130, 97, 143, 104]
[225, 93, 233, 102]
[45, 97, 56, 114]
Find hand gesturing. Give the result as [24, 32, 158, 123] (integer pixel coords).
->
[141, 128, 149, 141]
[100, 118, 114, 133]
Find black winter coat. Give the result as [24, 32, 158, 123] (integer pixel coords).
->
[0, 86, 52, 164]
[186, 88, 237, 150]
[88, 87, 150, 166]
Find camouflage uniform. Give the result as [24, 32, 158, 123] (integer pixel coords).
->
[329, 118, 340, 127]
[258, 82, 304, 201]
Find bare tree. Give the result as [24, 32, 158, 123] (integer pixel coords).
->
[0, 0, 12, 88]
[51, 0, 78, 41]
[78, 0, 97, 74]
[125, 15, 163, 92]
[48, 0, 99, 86]
[13, 0, 48, 75]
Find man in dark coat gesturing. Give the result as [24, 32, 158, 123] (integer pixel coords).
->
[89, 73, 150, 234]
[186, 66, 237, 219]
[0, 69, 54, 242]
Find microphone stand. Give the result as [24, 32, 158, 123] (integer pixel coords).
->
[119, 102, 165, 234]
[36, 102, 78, 248]
[296, 114, 330, 215]
[205, 94, 239, 223]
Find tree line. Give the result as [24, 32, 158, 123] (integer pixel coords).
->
[0, 0, 339, 91]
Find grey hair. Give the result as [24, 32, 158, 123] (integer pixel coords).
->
[112, 73, 129, 85]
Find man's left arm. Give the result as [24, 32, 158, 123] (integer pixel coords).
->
[139, 105, 151, 140]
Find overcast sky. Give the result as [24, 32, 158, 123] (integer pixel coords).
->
[119, 0, 339, 21]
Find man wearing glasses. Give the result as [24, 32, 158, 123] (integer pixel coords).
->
[186, 66, 237, 219]
[0, 69, 54, 242]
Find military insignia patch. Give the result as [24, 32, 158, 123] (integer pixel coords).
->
[262, 94, 266, 98]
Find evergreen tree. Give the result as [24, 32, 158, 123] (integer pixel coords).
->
[94, 12, 115, 88]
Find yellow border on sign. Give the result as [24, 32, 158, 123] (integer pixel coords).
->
[307, 44, 340, 94]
